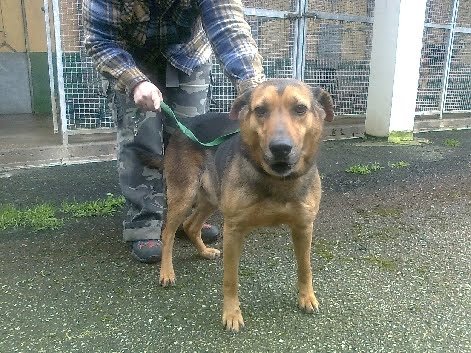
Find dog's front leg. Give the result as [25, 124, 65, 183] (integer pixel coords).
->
[291, 224, 319, 313]
[222, 221, 246, 332]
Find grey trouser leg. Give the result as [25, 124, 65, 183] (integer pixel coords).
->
[112, 62, 211, 242]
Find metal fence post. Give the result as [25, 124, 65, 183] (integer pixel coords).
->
[439, 0, 460, 118]
[51, 0, 68, 145]
[294, 0, 308, 80]
[43, 0, 59, 134]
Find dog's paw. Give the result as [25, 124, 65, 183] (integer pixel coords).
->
[298, 292, 319, 313]
[159, 269, 176, 287]
[200, 247, 221, 260]
[222, 308, 244, 333]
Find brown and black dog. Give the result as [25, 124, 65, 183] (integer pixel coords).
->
[159, 78, 334, 332]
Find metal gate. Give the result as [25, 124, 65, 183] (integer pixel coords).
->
[211, 0, 375, 116]
[416, 0, 471, 116]
[48, 0, 470, 135]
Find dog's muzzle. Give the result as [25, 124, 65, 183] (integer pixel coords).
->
[266, 138, 297, 176]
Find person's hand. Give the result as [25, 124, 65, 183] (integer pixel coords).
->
[133, 81, 162, 111]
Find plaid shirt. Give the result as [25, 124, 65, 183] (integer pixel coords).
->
[83, 0, 266, 95]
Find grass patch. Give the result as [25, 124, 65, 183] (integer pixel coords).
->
[0, 204, 63, 231]
[0, 205, 22, 230]
[0, 194, 125, 232]
[372, 207, 403, 218]
[444, 138, 461, 147]
[61, 194, 125, 217]
[361, 256, 397, 271]
[314, 240, 334, 261]
[23, 204, 63, 230]
[389, 161, 410, 169]
[239, 266, 257, 278]
[345, 162, 383, 175]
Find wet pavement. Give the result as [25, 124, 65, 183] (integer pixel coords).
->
[0, 129, 470, 352]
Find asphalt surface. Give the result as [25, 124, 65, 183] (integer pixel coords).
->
[0, 129, 470, 352]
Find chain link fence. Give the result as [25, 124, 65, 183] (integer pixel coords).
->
[51, 0, 470, 132]
[54, 0, 112, 130]
[303, 0, 375, 115]
[209, 12, 296, 112]
[416, 0, 471, 115]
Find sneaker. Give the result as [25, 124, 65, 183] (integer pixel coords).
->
[130, 240, 162, 263]
[201, 223, 220, 243]
[177, 223, 220, 243]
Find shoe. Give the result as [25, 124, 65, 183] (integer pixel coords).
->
[201, 223, 220, 243]
[129, 240, 162, 263]
[177, 223, 220, 243]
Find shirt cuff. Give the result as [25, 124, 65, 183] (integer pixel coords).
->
[116, 67, 150, 97]
[237, 74, 266, 94]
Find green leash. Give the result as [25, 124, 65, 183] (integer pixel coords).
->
[160, 102, 239, 147]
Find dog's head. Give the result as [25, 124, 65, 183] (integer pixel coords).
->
[230, 79, 334, 178]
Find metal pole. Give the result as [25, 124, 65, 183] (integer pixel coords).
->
[295, 0, 308, 80]
[43, 0, 59, 133]
[439, 0, 460, 119]
[20, 0, 33, 113]
[51, 0, 68, 145]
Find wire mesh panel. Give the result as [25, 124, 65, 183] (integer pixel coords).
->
[416, 27, 449, 112]
[210, 15, 296, 112]
[425, 0, 454, 24]
[242, 0, 297, 12]
[445, 32, 471, 111]
[417, 0, 471, 114]
[54, 0, 470, 132]
[303, 0, 374, 116]
[457, 0, 471, 27]
[308, 0, 375, 17]
[447, 0, 471, 112]
[58, 0, 112, 130]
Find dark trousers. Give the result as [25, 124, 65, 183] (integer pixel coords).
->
[110, 63, 211, 241]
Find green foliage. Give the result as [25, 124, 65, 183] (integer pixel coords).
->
[0, 205, 22, 230]
[444, 138, 461, 147]
[62, 194, 125, 217]
[314, 240, 334, 261]
[346, 161, 411, 174]
[345, 162, 383, 175]
[362, 256, 397, 271]
[389, 161, 410, 169]
[0, 194, 125, 232]
[0, 204, 62, 231]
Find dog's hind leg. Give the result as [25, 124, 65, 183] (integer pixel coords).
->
[291, 223, 319, 313]
[160, 136, 205, 286]
[159, 185, 196, 286]
[182, 195, 220, 259]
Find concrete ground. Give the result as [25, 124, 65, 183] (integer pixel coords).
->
[0, 129, 470, 352]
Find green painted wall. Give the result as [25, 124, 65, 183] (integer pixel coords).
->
[29, 52, 52, 114]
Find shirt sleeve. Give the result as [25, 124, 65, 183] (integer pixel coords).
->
[83, 0, 149, 95]
[198, 0, 266, 93]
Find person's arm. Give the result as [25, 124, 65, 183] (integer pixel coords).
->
[83, 0, 162, 109]
[83, 0, 148, 96]
[198, 0, 266, 93]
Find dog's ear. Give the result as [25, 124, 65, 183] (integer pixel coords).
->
[312, 87, 334, 122]
[229, 89, 253, 120]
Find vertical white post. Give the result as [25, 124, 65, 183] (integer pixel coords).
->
[439, 0, 459, 118]
[51, 0, 68, 145]
[365, 0, 427, 141]
[294, 0, 308, 80]
[43, 0, 59, 133]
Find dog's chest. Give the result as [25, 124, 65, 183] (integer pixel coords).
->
[221, 176, 319, 228]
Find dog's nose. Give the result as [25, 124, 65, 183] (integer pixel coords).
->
[269, 138, 293, 158]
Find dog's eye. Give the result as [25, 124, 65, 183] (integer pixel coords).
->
[254, 106, 268, 118]
[293, 104, 308, 116]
